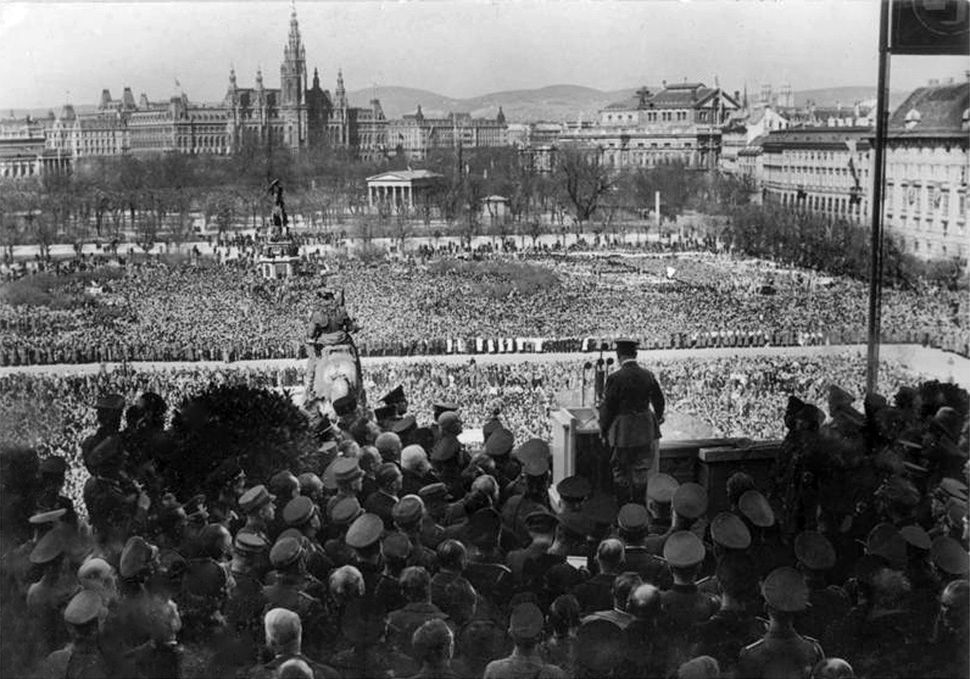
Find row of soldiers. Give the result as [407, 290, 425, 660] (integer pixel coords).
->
[1, 375, 969, 679]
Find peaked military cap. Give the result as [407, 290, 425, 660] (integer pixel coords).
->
[432, 402, 459, 420]
[509, 602, 544, 639]
[673, 483, 708, 519]
[373, 405, 396, 422]
[345, 513, 384, 549]
[828, 385, 855, 408]
[390, 415, 417, 436]
[514, 439, 550, 467]
[298, 472, 324, 495]
[332, 457, 364, 483]
[647, 473, 680, 503]
[29, 508, 67, 525]
[866, 522, 906, 566]
[332, 394, 358, 417]
[283, 496, 316, 527]
[120, 536, 158, 579]
[617, 503, 650, 533]
[331, 496, 363, 525]
[270, 537, 305, 568]
[664, 530, 705, 567]
[418, 482, 449, 503]
[64, 590, 103, 626]
[381, 385, 406, 405]
[278, 528, 304, 542]
[382, 532, 412, 560]
[392, 495, 425, 525]
[931, 536, 969, 575]
[234, 531, 269, 554]
[899, 524, 932, 551]
[938, 477, 969, 501]
[524, 510, 558, 534]
[239, 485, 276, 513]
[557, 475, 592, 502]
[931, 406, 962, 441]
[613, 338, 639, 352]
[762, 566, 809, 612]
[710, 512, 751, 550]
[485, 428, 515, 457]
[738, 490, 775, 527]
[30, 528, 65, 564]
[794, 530, 836, 570]
[183, 559, 229, 597]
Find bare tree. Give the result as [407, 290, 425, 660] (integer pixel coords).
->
[556, 148, 614, 227]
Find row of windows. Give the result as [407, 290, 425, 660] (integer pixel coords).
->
[776, 191, 863, 215]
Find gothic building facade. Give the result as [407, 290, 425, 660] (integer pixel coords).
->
[44, 8, 386, 161]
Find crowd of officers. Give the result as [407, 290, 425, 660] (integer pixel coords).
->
[1, 372, 969, 679]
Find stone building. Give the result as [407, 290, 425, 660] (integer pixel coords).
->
[558, 82, 741, 169]
[41, 7, 384, 165]
[882, 80, 968, 261]
[386, 107, 507, 162]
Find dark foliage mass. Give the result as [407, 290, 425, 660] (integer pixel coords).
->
[168, 385, 316, 496]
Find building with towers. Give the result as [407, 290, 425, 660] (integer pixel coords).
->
[41, 6, 386, 164]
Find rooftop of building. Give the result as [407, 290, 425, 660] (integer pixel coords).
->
[761, 126, 873, 151]
[603, 82, 739, 112]
[888, 81, 969, 139]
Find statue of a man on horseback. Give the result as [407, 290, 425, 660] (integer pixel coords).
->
[305, 287, 364, 411]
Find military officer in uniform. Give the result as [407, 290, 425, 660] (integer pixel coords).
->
[737, 566, 825, 679]
[305, 288, 359, 402]
[483, 602, 565, 679]
[598, 338, 665, 505]
[36, 590, 112, 679]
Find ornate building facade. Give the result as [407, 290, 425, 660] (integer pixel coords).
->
[385, 106, 507, 161]
[558, 82, 741, 169]
[41, 8, 385, 164]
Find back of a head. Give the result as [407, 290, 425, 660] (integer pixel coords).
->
[264, 607, 301, 651]
[437, 539, 467, 571]
[677, 655, 721, 679]
[278, 658, 314, 679]
[549, 594, 581, 635]
[400, 566, 431, 602]
[627, 583, 661, 621]
[716, 552, 759, 600]
[811, 658, 856, 679]
[401, 445, 428, 473]
[412, 618, 454, 664]
[471, 474, 499, 505]
[329, 564, 365, 601]
[612, 572, 642, 610]
[375, 431, 402, 461]
[726, 472, 756, 507]
[596, 538, 625, 572]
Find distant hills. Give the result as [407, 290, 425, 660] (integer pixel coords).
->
[6, 84, 910, 125]
[348, 84, 909, 122]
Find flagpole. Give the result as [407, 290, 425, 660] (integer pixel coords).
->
[866, 0, 892, 396]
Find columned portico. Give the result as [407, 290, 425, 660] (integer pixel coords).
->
[366, 169, 444, 214]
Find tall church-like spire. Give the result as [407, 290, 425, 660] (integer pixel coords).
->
[336, 68, 347, 108]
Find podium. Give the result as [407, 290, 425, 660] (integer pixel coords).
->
[549, 407, 783, 517]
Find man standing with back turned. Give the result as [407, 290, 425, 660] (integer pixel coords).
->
[598, 338, 665, 506]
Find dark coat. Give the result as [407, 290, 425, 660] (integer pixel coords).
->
[598, 361, 665, 447]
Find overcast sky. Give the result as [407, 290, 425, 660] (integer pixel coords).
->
[0, 0, 966, 111]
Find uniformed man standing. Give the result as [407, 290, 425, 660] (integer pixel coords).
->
[305, 289, 358, 401]
[598, 338, 665, 505]
[483, 602, 565, 679]
[737, 566, 825, 679]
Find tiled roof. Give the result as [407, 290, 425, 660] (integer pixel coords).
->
[602, 83, 738, 112]
[761, 126, 872, 151]
[888, 82, 968, 138]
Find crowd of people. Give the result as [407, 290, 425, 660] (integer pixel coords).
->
[1, 351, 967, 679]
[0, 353, 928, 511]
[1, 252, 966, 366]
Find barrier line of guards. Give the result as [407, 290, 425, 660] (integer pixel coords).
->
[1, 329, 967, 367]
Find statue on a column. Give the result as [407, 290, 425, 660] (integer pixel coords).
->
[268, 178, 288, 240]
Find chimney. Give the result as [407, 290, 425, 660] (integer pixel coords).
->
[928, 78, 939, 86]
